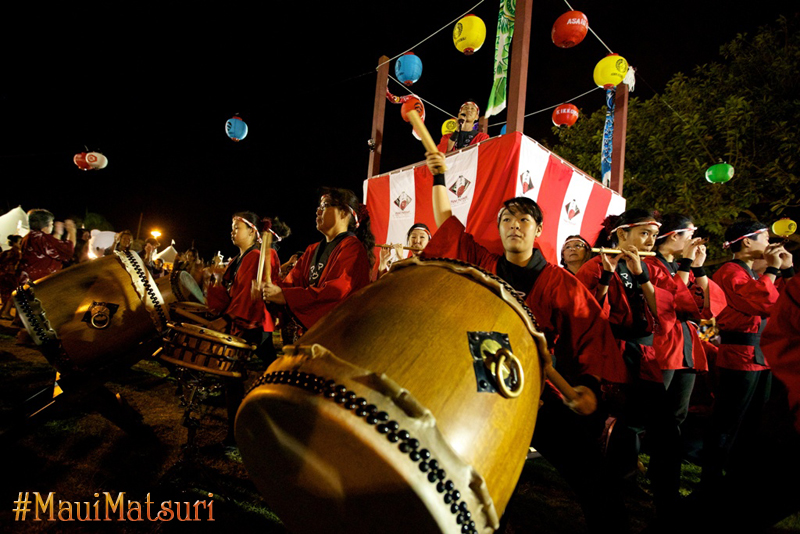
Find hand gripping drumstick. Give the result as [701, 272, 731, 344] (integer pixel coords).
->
[591, 248, 656, 257]
[253, 222, 273, 301]
[544, 364, 597, 416]
[406, 109, 447, 174]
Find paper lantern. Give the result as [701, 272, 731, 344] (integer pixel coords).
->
[400, 97, 425, 123]
[705, 162, 734, 184]
[500, 124, 507, 135]
[552, 11, 589, 48]
[593, 54, 628, 88]
[453, 15, 486, 55]
[442, 118, 458, 136]
[86, 152, 108, 170]
[74, 152, 92, 171]
[226, 116, 248, 142]
[772, 218, 797, 237]
[552, 104, 580, 127]
[395, 53, 423, 86]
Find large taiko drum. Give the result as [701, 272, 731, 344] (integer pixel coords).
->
[235, 257, 548, 534]
[13, 250, 203, 375]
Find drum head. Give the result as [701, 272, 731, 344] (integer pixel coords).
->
[172, 270, 205, 304]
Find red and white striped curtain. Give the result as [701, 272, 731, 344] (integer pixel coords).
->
[364, 132, 626, 265]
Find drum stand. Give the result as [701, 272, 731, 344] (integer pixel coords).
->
[173, 366, 226, 460]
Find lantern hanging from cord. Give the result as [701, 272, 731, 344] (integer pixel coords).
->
[74, 153, 92, 171]
[705, 162, 735, 184]
[453, 15, 486, 55]
[395, 52, 423, 86]
[552, 104, 579, 127]
[551, 11, 589, 48]
[400, 96, 425, 123]
[594, 53, 629, 88]
[86, 152, 108, 170]
[772, 218, 797, 237]
[226, 116, 248, 142]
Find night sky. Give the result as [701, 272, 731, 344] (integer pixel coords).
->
[2, 1, 797, 260]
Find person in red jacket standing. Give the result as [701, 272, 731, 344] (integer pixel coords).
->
[701, 220, 792, 491]
[437, 101, 489, 153]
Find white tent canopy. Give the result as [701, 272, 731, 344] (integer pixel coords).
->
[155, 245, 178, 264]
[0, 206, 28, 251]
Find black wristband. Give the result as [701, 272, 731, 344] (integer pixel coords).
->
[599, 270, 613, 286]
[433, 174, 446, 187]
[635, 271, 650, 285]
[691, 266, 707, 278]
[780, 267, 795, 279]
[678, 258, 693, 272]
[765, 266, 780, 276]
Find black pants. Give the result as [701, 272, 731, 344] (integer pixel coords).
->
[701, 368, 771, 488]
[530, 387, 630, 533]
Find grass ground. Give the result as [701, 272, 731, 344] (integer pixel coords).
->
[1, 320, 798, 533]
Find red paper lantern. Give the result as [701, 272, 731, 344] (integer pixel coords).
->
[551, 11, 589, 49]
[552, 104, 580, 127]
[73, 152, 92, 171]
[400, 96, 425, 123]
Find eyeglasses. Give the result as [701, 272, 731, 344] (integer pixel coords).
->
[563, 244, 587, 251]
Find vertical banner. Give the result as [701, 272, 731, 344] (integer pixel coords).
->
[600, 86, 616, 188]
[486, 0, 515, 117]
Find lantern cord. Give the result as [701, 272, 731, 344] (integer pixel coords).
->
[388, 76, 459, 118]
[376, 0, 487, 70]
[487, 86, 603, 129]
[561, 0, 614, 55]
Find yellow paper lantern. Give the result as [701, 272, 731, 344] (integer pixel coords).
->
[593, 53, 628, 88]
[453, 15, 486, 55]
[441, 118, 458, 136]
[772, 218, 797, 237]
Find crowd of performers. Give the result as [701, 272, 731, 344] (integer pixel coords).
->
[2, 146, 799, 532]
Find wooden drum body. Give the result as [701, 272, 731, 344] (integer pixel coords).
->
[13, 251, 194, 375]
[159, 322, 254, 378]
[236, 258, 548, 534]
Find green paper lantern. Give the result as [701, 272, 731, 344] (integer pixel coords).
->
[705, 163, 734, 183]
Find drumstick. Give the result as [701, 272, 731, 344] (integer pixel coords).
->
[544, 364, 596, 416]
[256, 226, 273, 286]
[377, 244, 424, 251]
[406, 109, 447, 173]
[591, 248, 656, 257]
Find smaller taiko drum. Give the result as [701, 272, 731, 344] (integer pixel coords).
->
[159, 322, 255, 378]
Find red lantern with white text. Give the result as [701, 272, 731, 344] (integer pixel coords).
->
[552, 104, 579, 127]
[86, 152, 108, 170]
[552, 11, 589, 48]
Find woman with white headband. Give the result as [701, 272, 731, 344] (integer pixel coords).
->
[576, 208, 681, 525]
[206, 210, 282, 445]
[644, 213, 727, 520]
[560, 234, 593, 275]
[377, 222, 432, 276]
[262, 188, 374, 342]
[701, 220, 792, 495]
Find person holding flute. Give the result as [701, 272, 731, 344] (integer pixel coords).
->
[377, 222, 432, 276]
[576, 209, 686, 526]
[424, 149, 630, 533]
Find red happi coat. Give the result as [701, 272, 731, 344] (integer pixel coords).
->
[645, 255, 728, 372]
[576, 256, 677, 383]
[207, 248, 281, 334]
[712, 261, 780, 371]
[423, 216, 628, 385]
[280, 235, 371, 330]
[761, 275, 800, 432]
[437, 131, 490, 153]
[20, 231, 75, 283]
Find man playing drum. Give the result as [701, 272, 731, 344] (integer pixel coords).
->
[424, 150, 630, 533]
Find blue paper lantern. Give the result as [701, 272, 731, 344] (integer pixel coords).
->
[500, 124, 507, 135]
[226, 116, 248, 142]
[395, 53, 423, 86]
